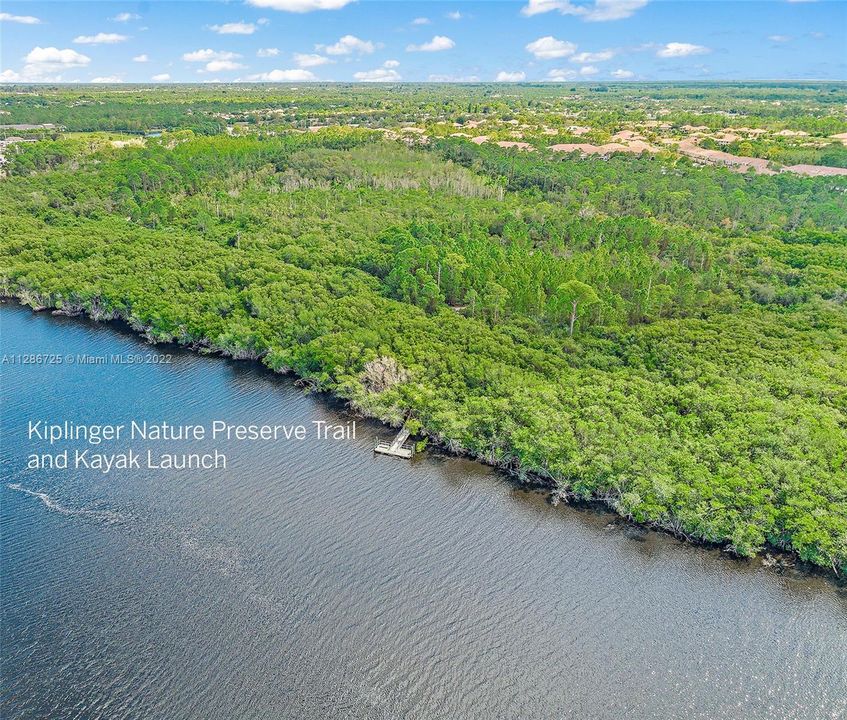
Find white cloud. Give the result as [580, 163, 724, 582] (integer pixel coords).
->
[521, 0, 647, 21]
[406, 35, 455, 52]
[354, 67, 401, 82]
[74, 32, 129, 45]
[522, 0, 566, 14]
[183, 49, 241, 62]
[133, 54, 149, 62]
[318, 35, 376, 55]
[579, 65, 599, 75]
[428, 73, 479, 82]
[294, 52, 333, 67]
[611, 68, 634, 78]
[257, 17, 271, 25]
[656, 42, 710, 58]
[210, 22, 257, 35]
[768, 34, 791, 42]
[247, 68, 317, 81]
[383, 59, 400, 68]
[446, 10, 463, 19]
[205, 60, 246, 72]
[152, 73, 171, 81]
[0, 12, 42, 24]
[412, 17, 431, 25]
[246, 0, 353, 12]
[547, 68, 578, 81]
[4, 46, 92, 81]
[525, 36, 577, 59]
[570, 49, 615, 63]
[91, 75, 122, 83]
[26, 46, 91, 66]
[257, 48, 280, 57]
[496, 70, 526, 82]
[112, 12, 141, 22]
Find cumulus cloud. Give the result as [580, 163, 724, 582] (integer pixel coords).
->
[91, 75, 122, 83]
[74, 32, 129, 45]
[611, 68, 634, 78]
[353, 67, 401, 81]
[246, 0, 353, 12]
[496, 70, 526, 82]
[294, 52, 333, 67]
[0, 12, 42, 24]
[257, 48, 280, 57]
[656, 42, 710, 57]
[152, 73, 171, 81]
[412, 17, 431, 25]
[247, 68, 317, 81]
[547, 67, 577, 81]
[521, 0, 647, 21]
[383, 59, 400, 68]
[205, 60, 246, 72]
[3, 46, 92, 82]
[133, 54, 149, 62]
[318, 35, 376, 55]
[768, 34, 791, 42]
[26, 46, 92, 70]
[183, 49, 241, 62]
[210, 21, 257, 35]
[446, 10, 464, 19]
[525, 36, 577, 59]
[112, 12, 141, 22]
[406, 35, 455, 52]
[570, 49, 615, 63]
[547, 66, 598, 80]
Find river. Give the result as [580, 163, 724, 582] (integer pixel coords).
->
[1, 303, 845, 720]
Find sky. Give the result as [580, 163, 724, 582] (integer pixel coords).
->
[0, 0, 844, 84]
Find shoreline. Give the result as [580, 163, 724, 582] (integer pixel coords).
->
[2, 295, 842, 584]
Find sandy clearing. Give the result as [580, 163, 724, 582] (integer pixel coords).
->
[677, 139, 776, 174]
[549, 140, 657, 156]
[782, 164, 847, 177]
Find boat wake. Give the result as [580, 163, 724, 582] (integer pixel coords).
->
[6, 483, 126, 525]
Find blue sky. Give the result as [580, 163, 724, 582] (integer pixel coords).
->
[1, 0, 844, 83]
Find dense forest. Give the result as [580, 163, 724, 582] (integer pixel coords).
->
[1, 85, 846, 574]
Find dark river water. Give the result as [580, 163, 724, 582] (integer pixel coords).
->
[1, 303, 845, 720]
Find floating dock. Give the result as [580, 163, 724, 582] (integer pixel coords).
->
[374, 427, 414, 459]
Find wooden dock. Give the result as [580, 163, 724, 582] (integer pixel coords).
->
[374, 427, 414, 459]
